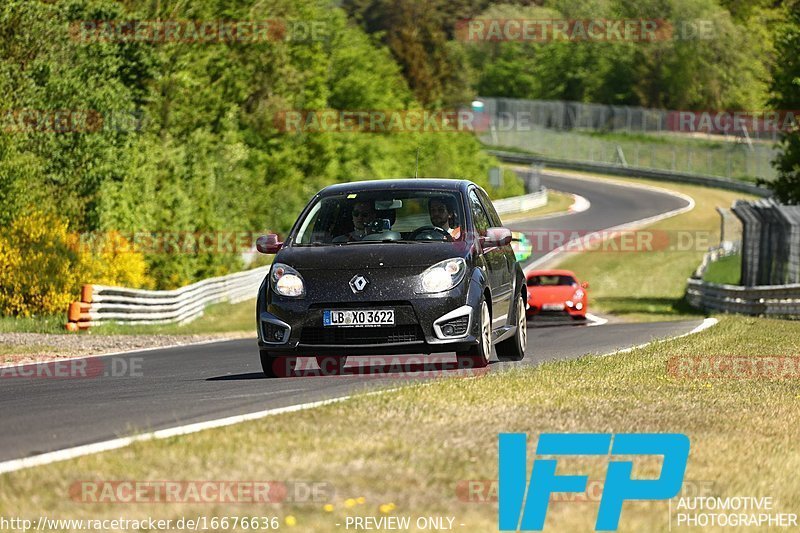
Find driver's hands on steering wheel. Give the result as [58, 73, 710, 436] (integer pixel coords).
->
[409, 225, 454, 242]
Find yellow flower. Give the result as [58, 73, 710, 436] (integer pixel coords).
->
[357, 497, 366, 504]
[323, 504, 334, 512]
[345, 498, 357, 508]
[379, 503, 397, 514]
[285, 515, 297, 526]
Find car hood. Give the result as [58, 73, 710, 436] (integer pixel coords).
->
[528, 285, 579, 300]
[277, 241, 471, 270]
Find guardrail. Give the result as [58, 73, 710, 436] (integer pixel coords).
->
[488, 150, 772, 197]
[492, 188, 547, 215]
[65, 266, 269, 331]
[686, 242, 800, 316]
[685, 278, 800, 316]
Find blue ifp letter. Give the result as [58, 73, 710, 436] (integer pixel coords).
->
[596, 433, 690, 530]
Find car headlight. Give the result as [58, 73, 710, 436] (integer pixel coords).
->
[418, 258, 467, 293]
[573, 289, 585, 300]
[271, 263, 305, 297]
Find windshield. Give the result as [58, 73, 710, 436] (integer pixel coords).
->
[527, 275, 577, 287]
[292, 190, 466, 245]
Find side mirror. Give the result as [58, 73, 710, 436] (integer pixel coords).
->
[256, 234, 283, 254]
[581, 281, 589, 289]
[483, 227, 513, 247]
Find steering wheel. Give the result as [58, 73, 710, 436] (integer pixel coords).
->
[409, 225, 454, 242]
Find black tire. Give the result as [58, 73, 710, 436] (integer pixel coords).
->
[497, 294, 527, 362]
[315, 355, 348, 376]
[571, 314, 587, 321]
[457, 298, 492, 369]
[260, 350, 297, 378]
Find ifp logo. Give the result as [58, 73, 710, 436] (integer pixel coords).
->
[498, 433, 690, 531]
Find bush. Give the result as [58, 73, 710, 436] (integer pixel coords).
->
[0, 211, 152, 317]
[78, 231, 154, 290]
[0, 211, 82, 316]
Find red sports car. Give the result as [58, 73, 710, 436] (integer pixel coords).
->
[525, 269, 589, 320]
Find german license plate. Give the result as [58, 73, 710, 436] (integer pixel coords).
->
[542, 303, 565, 311]
[323, 309, 395, 327]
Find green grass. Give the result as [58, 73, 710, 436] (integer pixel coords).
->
[702, 254, 741, 285]
[2, 316, 798, 532]
[553, 173, 757, 321]
[0, 315, 68, 334]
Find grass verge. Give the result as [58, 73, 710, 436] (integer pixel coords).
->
[703, 254, 741, 285]
[1, 316, 798, 532]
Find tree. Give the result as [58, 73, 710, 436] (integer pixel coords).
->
[767, 1, 800, 203]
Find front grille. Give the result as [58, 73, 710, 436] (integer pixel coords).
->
[300, 325, 424, 345]
[535, 310, 570, 317]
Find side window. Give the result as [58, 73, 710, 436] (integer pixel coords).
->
[477, 188, 503, 227]
[469, 189, 490, 237]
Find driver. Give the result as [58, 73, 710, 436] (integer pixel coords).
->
[345, 200, 376, 241]
[428, 197, 461, 239]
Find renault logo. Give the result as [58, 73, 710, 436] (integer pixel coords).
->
[349, 275, 369, 293]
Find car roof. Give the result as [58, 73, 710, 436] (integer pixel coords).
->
[317, 178, 475, 196]
[527, 269, 579, 277]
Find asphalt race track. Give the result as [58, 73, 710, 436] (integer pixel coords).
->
[0, 174, 698, 464]
[511, 171, 690, 265]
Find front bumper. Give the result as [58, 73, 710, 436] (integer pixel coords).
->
[527, 299, 586, 317]
[258, 287, 480, 356]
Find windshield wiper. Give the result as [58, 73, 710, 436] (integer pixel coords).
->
[342, 239, 418, 244]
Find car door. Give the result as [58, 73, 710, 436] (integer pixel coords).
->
[478, 189, 517, 320]
[468, 188, 512, 323]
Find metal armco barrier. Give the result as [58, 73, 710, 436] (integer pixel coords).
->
[686, 278, 800, 316]
[489, 150, 771, 197]
[732, 199, 800, 286]
[65, 265, 270, 331]
[493, 188, 547, 215]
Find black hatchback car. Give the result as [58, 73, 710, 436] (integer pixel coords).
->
[255, 179, 527, 377]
